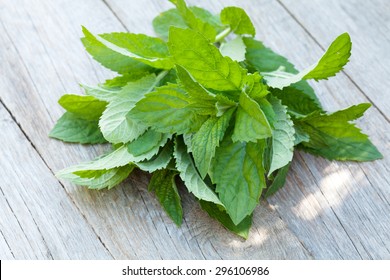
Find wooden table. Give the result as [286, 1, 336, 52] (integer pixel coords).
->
[1, 0, 389, 259]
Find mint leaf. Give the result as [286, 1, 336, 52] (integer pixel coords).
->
[127, 129, 170, 157]
[200, 201, 252, 239]
[220, 7, 255, 36]
[49, 112, 106, 144]
[81, 84, 120, 102]
[137, 143, 173, 173]
[271, 86, 323, 117]
[130, 84, 206, 134]
[243, 37, 321, 106]
[192, 108, 235, 178]
[153, 7, 223, 41]
[297, 104, 383, 161]
[168, 27, 247, 92]
[264, 163, 290, 198]
[82, 27, 173, 70]
[82, 27, 151, 74]
[263, 33, 352, 89]
[148, 169, 182, 226]
[232, 92, 272, 142]
[169, 0, 217, 41]
[99, 75, 156, 144]
[174, 137, 223, 205]
[211, 136, 266, 225]
[58, 94, 107, 121]
[268, 97, 295, 175]
[220, 36, 246, 62]
[58, 165, 135, 190]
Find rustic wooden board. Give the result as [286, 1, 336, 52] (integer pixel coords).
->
[0, 104, 112, 259]
[105, 0, 390, 259]
[0, 0, 311, 259]
[277, 0, 390, 121]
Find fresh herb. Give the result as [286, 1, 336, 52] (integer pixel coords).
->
[50, 0, 382, 238]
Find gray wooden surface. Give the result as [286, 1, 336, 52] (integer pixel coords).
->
[0, 0, 389, 259]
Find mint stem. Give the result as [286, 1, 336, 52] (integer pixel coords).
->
[215, 27, 231, 43]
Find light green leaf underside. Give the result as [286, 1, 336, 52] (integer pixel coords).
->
[211, 137, 266, 225]
[262, 33, 352, 89]
[58, 165, 135, 190]
[81, 84, 120, 102]
[268, 97, 295, 175]
[232, 92, 272, 142]
[200, 201, 252, 239]
[49, 112, 106, 144]
[130, 84, 206, 134]
[82, 27, 173, 70]
[220, 6, 255, 36]
[297, 103, 383, 161]
[174, 137, 223, 206]
[220, 36, 246, 62]
[58, 94, 107, 121]
[148, 169, 182, 226]
[57, 144, 157, 175]
[192, 108, 235, 178]
[99, 75, 156, 144]
[168, 27, 246, 91]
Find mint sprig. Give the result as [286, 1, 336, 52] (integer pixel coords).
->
[50, 0, 382, 238]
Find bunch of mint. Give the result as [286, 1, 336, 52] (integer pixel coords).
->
[50, 0, 382, 238]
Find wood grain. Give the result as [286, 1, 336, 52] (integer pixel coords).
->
[0, 0, 311, 259]
[0, 103, 112, 259]
[0, 0, 389, 259]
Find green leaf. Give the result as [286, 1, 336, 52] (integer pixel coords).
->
[297, 103, 383, 161]
[211, 137, 266, 225]
[127, 129, 170, 157]
[153, 7, 223, 41]
[199, 201, 252, 239]
[57, 145, 153, 174]
[192, 108, 235, 178]
[82, 27, 151, 74]
[168, 27, 247, 92]
[242, 73, 269, 101]
[99, 75, 156, 144]
[220, 36, 246, 62]
[58, 94, 107, 121]
[262, 33, 352, 89]
[103, 71, 153, 89]
[49, 112, 106, 144]
[82, 27, 173, 71]
[148, 169, 182, 226]
[174, 137, 223, 205]
[232, 91, 272, 142]
[264, 163, 290, 198]
[243, 37, 321, 106]
[137, 142, 173, 173]
[80, 84, 120, 102]
[130, 84, 206, 134]
[271, 86, 323, 117]
[169, 0, 217, 41]
[58, 165, 135, 190]
[268, 97, 295, 175]
[220, 7, 255, 36]
[175, 65, 217, 115]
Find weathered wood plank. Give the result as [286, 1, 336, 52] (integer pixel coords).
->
[104, 0, 390, 259]
[277, 0, 390, 120]
[0, 103, 112, 259]
[0, 0, 311, 259]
